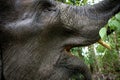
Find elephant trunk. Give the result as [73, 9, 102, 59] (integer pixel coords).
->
[86, 0, 120, 25]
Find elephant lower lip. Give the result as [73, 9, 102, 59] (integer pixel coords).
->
[63, 45, 92, 80]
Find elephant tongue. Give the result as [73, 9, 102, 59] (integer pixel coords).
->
[98, 39, 111, 50]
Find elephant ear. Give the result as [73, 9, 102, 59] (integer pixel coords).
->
[0, 0, 33, 18]
[0, 50, 2, 80]
[0, 0, 14, 13]
[0, 48, 4, 80]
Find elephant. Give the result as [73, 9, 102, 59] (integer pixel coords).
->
[0, 0, 120, 80]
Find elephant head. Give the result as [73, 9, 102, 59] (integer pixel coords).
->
[0, 0, 120, 80]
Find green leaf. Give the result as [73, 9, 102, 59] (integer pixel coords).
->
[108, 23, 117, 30]
[111, 20, 120, 28]
[83, 0, 88, 4]
[99, 27, 107, 39]
[108, 18, 120, 31]
[96, 45, 105, 53]
[115, 13, 120, 21]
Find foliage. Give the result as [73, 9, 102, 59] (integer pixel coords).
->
[57, 0, 90, 6]
[99, 12, 120, 39]
[109, 13, 120, 32]
[99, 12, 120, 77]
[99, 27, 107, 39]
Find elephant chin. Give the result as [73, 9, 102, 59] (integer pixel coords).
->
[61, 46, 92, 80]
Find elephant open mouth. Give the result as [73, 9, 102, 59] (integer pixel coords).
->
[62, 39, 111, 80]
[68, 39, 111, 50]
[64, 39, 111, 55]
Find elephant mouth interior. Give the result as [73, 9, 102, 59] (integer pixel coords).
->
[64, 45, 74, 56]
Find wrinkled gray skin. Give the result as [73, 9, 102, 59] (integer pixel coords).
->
[0, 0, 120, 80]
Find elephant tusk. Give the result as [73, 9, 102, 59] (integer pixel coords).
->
[98, 39, 112, 50]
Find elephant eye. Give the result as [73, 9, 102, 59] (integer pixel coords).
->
[43, 7, 56, 12]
